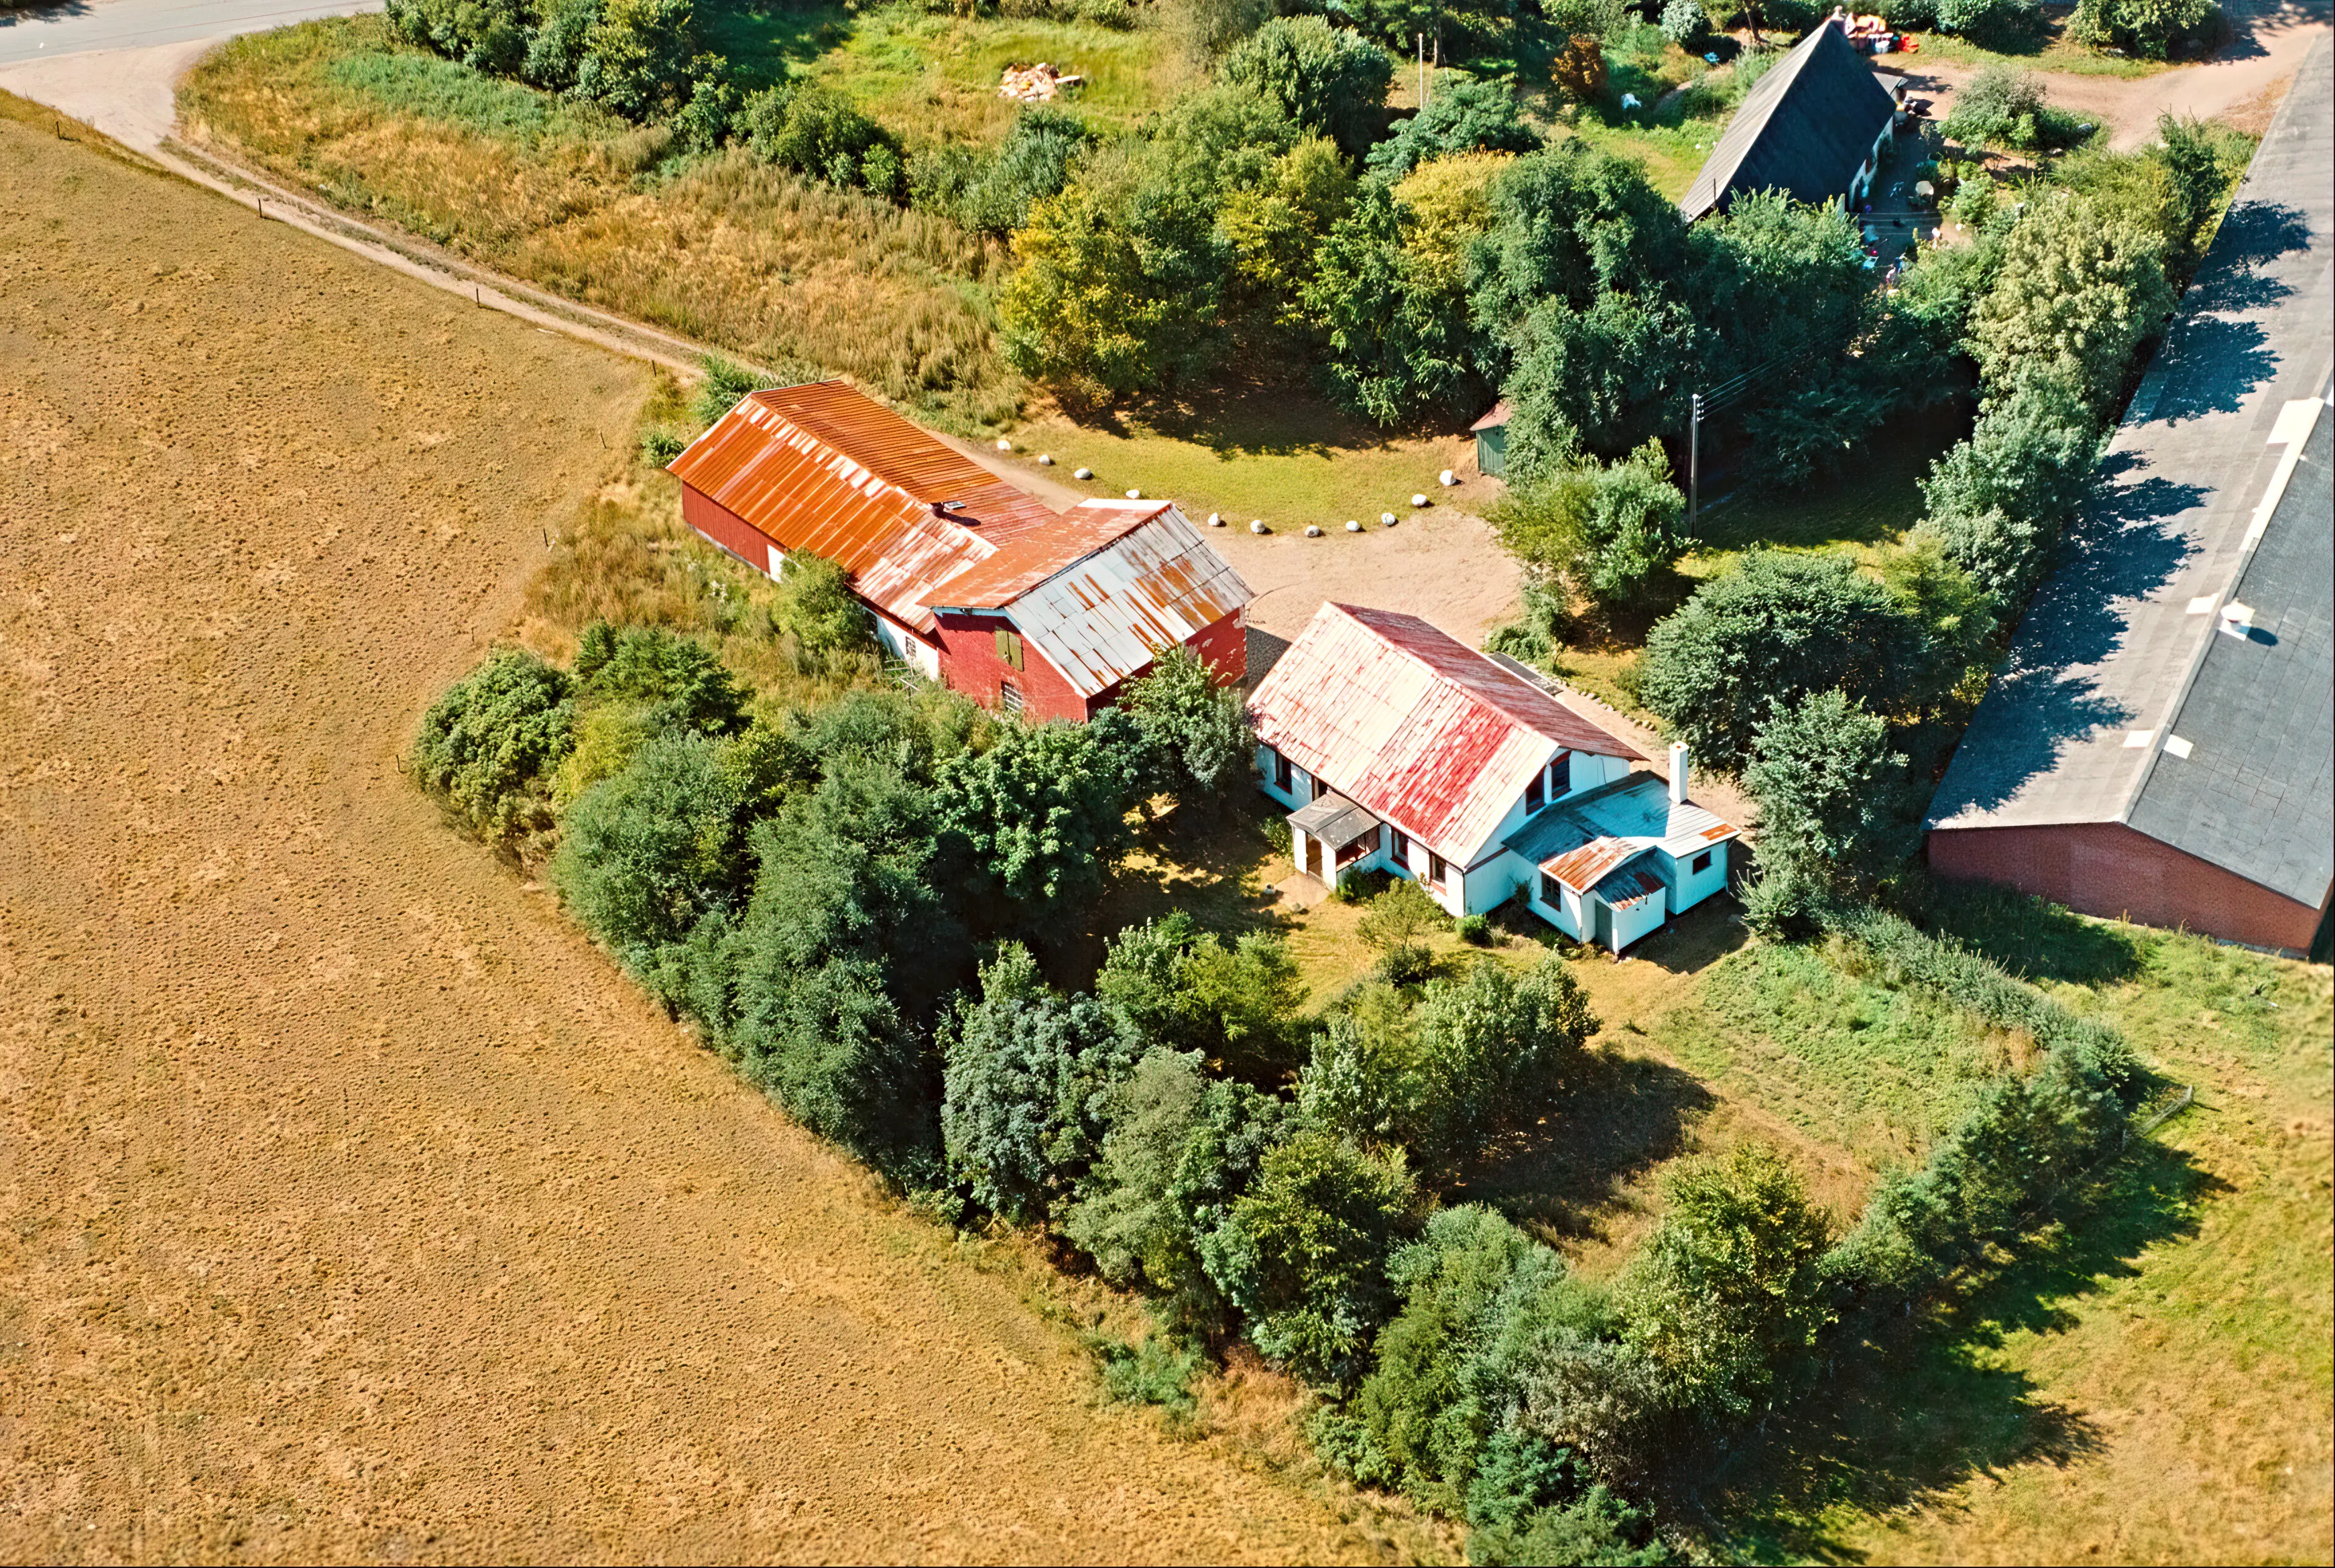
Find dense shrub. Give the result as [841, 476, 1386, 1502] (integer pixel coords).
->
[1933, 0, 2044, 48]
[1624, 1145, 1833, 1425]
[936, 711, 1144, 937]
[941, 943, 1143, 1223]
[737, 84, 904, 196]
[573, 619, 745, 734]
[1742, 689, 1909, 903]
[1364, 76, 1541, 180]
[2070, 0, 2220, 58]
[1488, 438, 1686, 609]
[1215, 1127, 1415, 1386]
[1941, 65, 2048, 150]
[1356, 878, 1445, 983]
[384, 0, 532, 76]
[1912, 374, 2103, 606]
[1066, 1046, 1292, 1332]
[1303, 179, 1482, 423]
[411, 647, 576, 844]
[1968, 190, 2173, 415]
[551, 730, 752, 966]
[1223, 15, 1393, 160]
[770, 550, 880, 678]
[1095, 913, 1308, 1077]
[1300, 954, 1598, 1167]
[910, 108, 1090, 237]
[1657, 0, 1707, 44]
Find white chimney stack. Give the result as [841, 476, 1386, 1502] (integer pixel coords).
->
[1668, 742, 1689, 805]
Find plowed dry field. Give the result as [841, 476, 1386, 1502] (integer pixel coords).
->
[0, 108, 1394, 1564]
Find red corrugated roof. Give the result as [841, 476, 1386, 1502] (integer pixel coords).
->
[666, 381, 1061, 633]
[930, 499, 1166, 609]
[1248, 603, 1643, 863]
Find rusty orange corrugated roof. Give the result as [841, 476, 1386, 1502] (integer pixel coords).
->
[929, 499, 1166, 610]
[1248, 603, 1644, 864]
[666, 381, 1061, 633]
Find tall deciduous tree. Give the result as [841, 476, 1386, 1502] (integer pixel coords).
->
[1223, 16, 1394, 159]
[1742, 690, 1909, 889]
[1968, 190, 2173, 413]
[937, 713, 1143, 934]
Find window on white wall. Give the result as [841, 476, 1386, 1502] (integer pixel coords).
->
[1551, 751, 1571, 795]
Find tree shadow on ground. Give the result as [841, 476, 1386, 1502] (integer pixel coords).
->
[1688, 1134, 2226, 1562]
[1461, 1049, 1716, 1244]
[1130, 378, 1453, 460]
[1064, 792, 1290, 989]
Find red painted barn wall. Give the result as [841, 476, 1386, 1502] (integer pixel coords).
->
[934, 611, 1087, 724]
[1929, 821, 2328, 954]
[1078, 608, 1250, 719]
[680, 484, 778, 574]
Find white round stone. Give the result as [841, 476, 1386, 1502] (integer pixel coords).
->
[1380, 511, 1397, 526]
[1411, 493, 1429, 507]
[996, 438, 1013, 451]
[1439, 469, 1457, 486]
[1207, 511, 1222, 526]
[1073, 467, 1093, 480]
[1305, 524, 1323, 537]
[1250, 520, 1268, 534]
[1345, 519, 1362, 532]
[1126, 489, 1142, 500]
[1037, 454, 1054, 465]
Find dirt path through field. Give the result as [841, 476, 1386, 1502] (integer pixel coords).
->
[0, 114, 1392, 1565]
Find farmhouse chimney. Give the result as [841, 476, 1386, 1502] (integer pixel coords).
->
[1668, 742, 1689, 805]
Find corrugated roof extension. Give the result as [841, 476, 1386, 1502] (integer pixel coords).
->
[964, 501, 1254, 699]
[1248, 603, 1645, 863]
[666, 381, 1059, 634]
[1679, 22, 1897, 220]
[1506, 773, 1738, 892]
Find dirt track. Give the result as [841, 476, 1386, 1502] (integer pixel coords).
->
[0, 114, 1394, 1564]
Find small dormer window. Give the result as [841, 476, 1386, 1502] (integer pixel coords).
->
[1551, 751, 1571, 796]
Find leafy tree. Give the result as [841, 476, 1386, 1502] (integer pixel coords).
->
[1636, 552, 1913, 776]
[384, 0, 532, 74]
[1489, 438, 1685, 609]
[1969, 190, 2174, 413]
[1303, 180, 1480, 423]
[1221, 136, 1360, 333]
[1913, 373, 2102, 606]
[1364, 76, 1541, 180]
[522, 0, 597, 91]
[411, 648, 575, 844]
[1496, 290, 1696, 468]
[550, 729, 747, 967]
[1934, 0, 2044, 48]
[1657, 0, 1707, 44]
[572, 0, 709, 121]
[941, 944, 1143, 1223]
[1471, 144, 1693, 341]
[1470, 1486, 1669, 1567]
[1742, 690, 1909, 896]
[1065, 1046, 1291, 1332]
[1120, 644, 1253, 801]
[1348, 1206, 1608, 1504]
[771, 550, 879, 678]
[717, 758, 969, 1167]
[1551, 34, 1608, 105]
[1223, 16, 1394, 160]
[937, 713, 1142, 934]
[2070, 0, 2220, 60]
[1624, 1144, 1832, 1425]
[1097, 914, 1309, 1075]
[1213, 1127, 1415, 1386]
[573, 620, 745, 734]
[1357, 877, 1445, 981]
[1288, 0, 1535, 57]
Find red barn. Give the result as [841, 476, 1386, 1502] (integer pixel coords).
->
[666, 381, 1251, 721]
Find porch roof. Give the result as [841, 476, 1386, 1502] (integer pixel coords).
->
[1289, 791, 1382, 849]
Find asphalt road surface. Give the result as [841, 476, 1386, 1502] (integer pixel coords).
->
[0, 0, 378, 64]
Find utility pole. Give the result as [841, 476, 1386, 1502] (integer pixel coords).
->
[1689, 391, 1703, 534]
[1418, 34, 1428, 107]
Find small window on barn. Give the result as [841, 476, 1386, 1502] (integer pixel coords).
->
[1550, 751, 1571, 796]
[1524, 773, 1545, 815]
[994, 626, 1024, 670]
[1540, 872, 1560, 908]
[1691, 850, 1712, 875]
[1000, 681, 1024, 718]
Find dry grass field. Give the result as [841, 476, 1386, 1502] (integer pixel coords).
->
[0, 101, 1436, 1564]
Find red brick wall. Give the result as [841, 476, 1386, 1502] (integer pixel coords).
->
[933, 611, 1088, 724]
[1929, 821, 2327, 954]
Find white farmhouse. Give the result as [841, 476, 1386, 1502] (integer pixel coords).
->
[1248, 602, 1740, 952]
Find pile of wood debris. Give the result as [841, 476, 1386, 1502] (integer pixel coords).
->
[999, 62, 1083, 101]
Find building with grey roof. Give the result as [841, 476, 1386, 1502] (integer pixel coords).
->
[1924, 36, 2334, 955]
[1679, 21, 1902, 221]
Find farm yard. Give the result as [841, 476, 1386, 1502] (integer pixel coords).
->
[0, 101, 1433, 1564]
[0, 0, 2326, 1555]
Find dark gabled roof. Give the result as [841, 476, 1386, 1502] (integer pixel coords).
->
[2126, 406, 2332, 904]
[1679, 24, 1897, 220]
[1926, 36, 2335, 914]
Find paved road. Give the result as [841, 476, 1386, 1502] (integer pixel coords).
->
[0, 0, 377, 64]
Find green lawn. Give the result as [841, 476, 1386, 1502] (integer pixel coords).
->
[1899, 23, 2177, 78]
[702, 1, 1199, 147]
